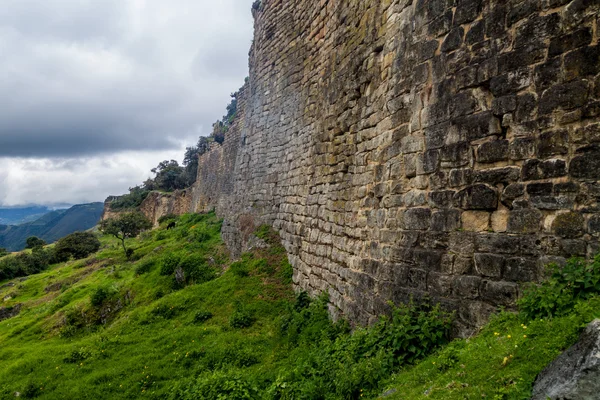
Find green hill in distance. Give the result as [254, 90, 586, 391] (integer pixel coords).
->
[0, 206, 55, 225]
[0, 203, 104, 251]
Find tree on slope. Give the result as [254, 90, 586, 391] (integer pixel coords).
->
[25, 236, 46, 249]
[100, 213, 152, 259]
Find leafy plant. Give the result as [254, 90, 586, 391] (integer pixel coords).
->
[230, 303, 255, 329]
[193, 310, 213, 324]
[53, 232, 101, 262]
[519, 255, 600, 319]
[160, 253, 182, 276]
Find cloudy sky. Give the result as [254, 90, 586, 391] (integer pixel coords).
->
[0, 0, 254, 206]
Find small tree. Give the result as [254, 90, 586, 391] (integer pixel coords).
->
[54, 232, 101, 262]
[101, 213, 152, 259]
[0, 248, 8, 258]
[26, 236, 46, 249]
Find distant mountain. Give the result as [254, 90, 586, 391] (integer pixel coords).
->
[0, 206, 55, 225]
[0, 203, 104, 251]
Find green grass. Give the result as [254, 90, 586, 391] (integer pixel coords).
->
[0, 212, 598, 399]
[0, 212, 294, 399]
[382, 298, 600, 399]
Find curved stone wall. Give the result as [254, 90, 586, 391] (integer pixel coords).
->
[162, 0, 600, 334]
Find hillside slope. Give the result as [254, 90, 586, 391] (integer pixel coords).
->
[0, 203, 104, 251]
[0, 213, 598, 399]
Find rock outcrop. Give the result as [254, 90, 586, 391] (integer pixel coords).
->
[532, 319, 600, 400]
[107, 0, 600, 333]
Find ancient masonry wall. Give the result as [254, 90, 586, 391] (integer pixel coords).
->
[143, 0, 600, 334]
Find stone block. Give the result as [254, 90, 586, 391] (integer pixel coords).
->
[462, 211, 490, 232]
[507, 209, 542, 234]
[527, 183, 553, 197]
[477, 140, 509, 163]
[449, 168, 473, 187]
[564, 45, 600, 81]
[474, 167, 521, 185]
[407, 268, 428, 290]
[403, 208, 432, 230]
[539, 80, 590, 115]
[427, 272, 453, 297]
[481, 280, 518, 306]
[509, 137, 536, 160]
[548, 28, 593, 58]
[431, 209, 461, 232]
[491, 210, 509, 232]
[553, 212, 585, 238]
[522, 159, 567, 180]
[454, 184, 498, 210]
[428, 190, 456, 208]
[454, 112, 501, 141]
[492, 96, 517, 116]
[570, 146, 600, 180]
[440, 142, 471, 167]
[503, 257, 538, 282]
[588, 215, 600, 236]
[538, 130, 569, 158]
[532, 320, 600, 400]
[474, 253, 504, 278]
[453, 275, 482, 299]
[441, 27, 464, 53]
[413, 248, 444, 270]
[490, 68, 531, 97]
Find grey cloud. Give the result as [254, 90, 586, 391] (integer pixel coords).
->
[0, 0, 254, 158]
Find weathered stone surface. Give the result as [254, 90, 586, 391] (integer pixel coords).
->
[532, 319, 600, 400]
[570, 146, 600, 180]
[474, 253, 504, 278]
[454, 185, 498, 210]
[101, 0, 600, 333]
[477, 140, 509, 163]
[508, 209, 542, 234]
[553, 212, 586, 238]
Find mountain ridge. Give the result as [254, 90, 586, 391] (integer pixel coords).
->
[0, 203, 104, 251]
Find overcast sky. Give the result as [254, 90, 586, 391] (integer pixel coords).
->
[0, 0, 254, 206]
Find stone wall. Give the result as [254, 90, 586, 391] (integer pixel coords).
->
[125, 0, 600, 334]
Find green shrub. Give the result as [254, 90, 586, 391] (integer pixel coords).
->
[230, 303, 255, 329]
[63, 348, 91, 364]
[160, 253, 182, 276]
[519, 255, 600, 320]
[230, 260, 249, 277]
[271, 295, 453, 399]
[171, 371, 258, 400]
[90, 286, 116, 308]
[53, 232, 101, 262]
[179, 254, 217, 285]
[193, 310, 213, 324]
[0, 248, 52, 281]
[135, 258, 156, 275]
[25, 236, 46, 249]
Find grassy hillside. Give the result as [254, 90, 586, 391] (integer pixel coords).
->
[0, 203, 103, 251]
[0, 213, 598, 399]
